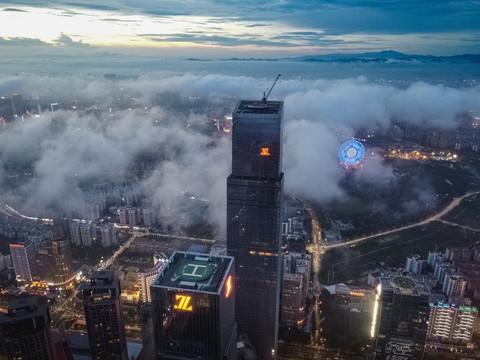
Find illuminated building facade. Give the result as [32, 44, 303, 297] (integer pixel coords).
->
[9, 240, 37, 282]
[427, 302, 477, 345]
[328, 284, 377, 351]
[335, 284, 375, 312]
[139, 254, 166, 303]
[227, 100, 284, 359]
[36, 237, 75, 286]
[150, 251, 236, 360]
[0, 297, 55, 360]
[80, 270, 128, 360]
[375, 276, 430, 360]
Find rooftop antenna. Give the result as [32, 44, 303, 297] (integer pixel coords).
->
[262, 74, 281, 102]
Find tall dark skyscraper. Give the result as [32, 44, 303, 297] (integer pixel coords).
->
[150, 251, 236, 360]
[0, 297, 55, 360]
[80, 270, 128, 360]
[227, 100, 284, 359]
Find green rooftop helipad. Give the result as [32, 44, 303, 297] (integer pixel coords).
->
[176, 260, 213, 282]
[392, 276, 416, 290]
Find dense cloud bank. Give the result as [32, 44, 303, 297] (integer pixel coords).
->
[0, 73, 479, 236]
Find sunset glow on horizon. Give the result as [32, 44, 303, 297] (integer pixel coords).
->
[0, 1, 479, 58]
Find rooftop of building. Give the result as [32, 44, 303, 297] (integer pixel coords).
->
[80, 269, 119, 290]
[236, 100, 282, 115]
[380, 275, 430, 296]
[152, 251, 234, 294]
[0, 297, 49, 323]
[392, 276, 416, 290]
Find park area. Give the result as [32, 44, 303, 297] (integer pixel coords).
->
[319, 192, 480, 284]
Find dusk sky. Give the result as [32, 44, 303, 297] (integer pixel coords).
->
[1, 0, 479, 58]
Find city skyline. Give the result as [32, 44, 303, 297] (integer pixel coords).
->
[1, 64, 480, 359]
[0, 1, 479, 58]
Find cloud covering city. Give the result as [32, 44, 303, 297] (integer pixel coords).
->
[0, 73, 479, 237]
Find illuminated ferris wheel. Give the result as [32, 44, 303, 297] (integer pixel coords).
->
[338, 140, 365, 166]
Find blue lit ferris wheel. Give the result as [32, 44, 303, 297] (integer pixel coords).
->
[339, 140, 365, 165]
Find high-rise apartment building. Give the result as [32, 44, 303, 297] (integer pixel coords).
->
[80, 270, 128, 360]
[427, 302, 477, 345]
[139, 253, 165, 303]
[442, 274, 467, 301]
[79, 221, 95, 246]
[69, 221, 82, 246]
[150, 251, 236, 360]
[0, 297, 55, 360]
[227, 100, 284, 359]
[97, 224, 118, 247]
[375, 276, 430, 360]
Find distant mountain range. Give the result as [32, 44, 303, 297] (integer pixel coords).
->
[216, 51, 480, 63]
[288, 50, 480, 63]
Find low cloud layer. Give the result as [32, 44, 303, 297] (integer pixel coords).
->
[0, 73, 479, 237]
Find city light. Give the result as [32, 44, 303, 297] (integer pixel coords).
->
[225, 276, 232, 298]
[371, 283, 382, 338]
[174, 294, 193, 311]
[260, 147, 271, 156]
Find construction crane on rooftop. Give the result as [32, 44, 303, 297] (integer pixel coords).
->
[262, 74, 281, 102]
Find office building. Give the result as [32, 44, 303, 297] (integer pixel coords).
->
[281, 253, 311, 328]
[0, 297, 55, 360]
[80, 270, 128, 360]
[36, 237, 75, 286]
[227, 100, 284, 359]
[150, 251, 236, 360]
[9, 240, 37, 282]
[427, 302, 477, 345]
[375, 276, 430, 360]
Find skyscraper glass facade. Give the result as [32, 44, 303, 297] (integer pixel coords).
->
[227, 100, 284, 359]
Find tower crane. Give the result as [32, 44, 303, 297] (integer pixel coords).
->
[261, 74, 281, 101]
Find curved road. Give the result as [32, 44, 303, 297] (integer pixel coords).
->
[323, 190, 480, 249]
